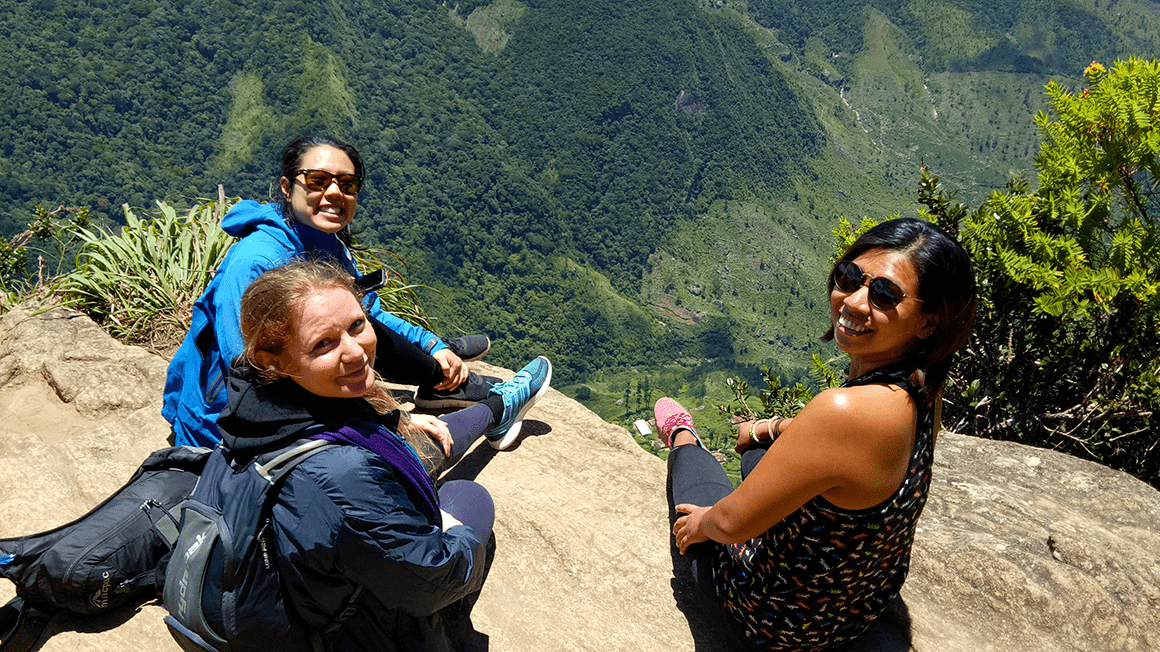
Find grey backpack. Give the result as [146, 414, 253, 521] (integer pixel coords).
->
[161, 439, 358, 652]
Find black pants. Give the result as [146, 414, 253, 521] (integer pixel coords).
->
[428, 403, 498, 477]
[666, 443, 770, 651]
[371, 317, 445, 388]
[667, 444, 768, 521]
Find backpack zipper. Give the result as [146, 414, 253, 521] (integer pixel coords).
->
[63, 503, 146, 609]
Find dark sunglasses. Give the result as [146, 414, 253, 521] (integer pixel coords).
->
[831, 260, 920, 311]
[296, 169, 363, 195]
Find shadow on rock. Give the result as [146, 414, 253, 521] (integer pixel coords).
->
[30, 604, 152, 651]
[437, 420, 551, 483]
[440, 534, 496, 652]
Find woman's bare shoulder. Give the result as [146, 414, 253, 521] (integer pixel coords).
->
[800, 384, 920, 507]
[810, 382, 913, 419]
[800, 383, 918, 452]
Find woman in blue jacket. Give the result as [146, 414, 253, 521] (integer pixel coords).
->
[217, 259, 550, 651]
[165, 135, 495, 448]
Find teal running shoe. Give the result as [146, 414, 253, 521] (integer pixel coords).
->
[486, 356, 552, 450]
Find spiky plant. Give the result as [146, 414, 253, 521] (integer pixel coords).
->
[55, 191, 237, 350]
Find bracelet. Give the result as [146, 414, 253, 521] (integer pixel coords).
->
[751, 419, 772, 442]
[751, 418, 784, 443]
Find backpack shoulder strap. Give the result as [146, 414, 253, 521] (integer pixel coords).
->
[0, 597, 53, 652]
[253, 439, 337, 485]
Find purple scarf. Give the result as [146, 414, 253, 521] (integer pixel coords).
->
[310, 419, 440, 523]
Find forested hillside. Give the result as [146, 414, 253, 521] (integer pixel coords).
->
[4, 0, 1158, 431]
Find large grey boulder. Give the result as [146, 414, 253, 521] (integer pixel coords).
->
[906, 434, 1160, 652]
[0, 306, 1157, 651]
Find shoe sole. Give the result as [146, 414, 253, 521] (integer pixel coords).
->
[489, 359, 553, 450]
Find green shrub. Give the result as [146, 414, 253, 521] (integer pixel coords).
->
[931, 59, 1160, 488]
[0, 205, 92, 312]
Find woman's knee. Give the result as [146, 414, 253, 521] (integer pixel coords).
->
[439, 480, 495, 535]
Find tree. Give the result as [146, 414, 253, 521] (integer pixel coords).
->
[924, 57, 1160, 487]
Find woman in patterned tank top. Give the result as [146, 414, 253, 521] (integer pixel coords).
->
[656, 218, 977, 651]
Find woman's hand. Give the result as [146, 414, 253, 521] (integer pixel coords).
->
[672, 504, 711, 554]
[734, 417, 791, 453]
[431, 349, 469, 390]
[410, 413, 453, 457]
[734, 419, 761, 453]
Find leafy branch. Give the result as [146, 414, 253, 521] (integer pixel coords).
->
[0, 204, 92, 310]
[715, 355, 840, 423]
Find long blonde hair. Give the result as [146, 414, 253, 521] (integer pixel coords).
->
[239, 259, 438, 468]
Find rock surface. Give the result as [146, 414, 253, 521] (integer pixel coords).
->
[1, 306, 1158, 651]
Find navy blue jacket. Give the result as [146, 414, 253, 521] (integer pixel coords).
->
[216, 372, 487, 652]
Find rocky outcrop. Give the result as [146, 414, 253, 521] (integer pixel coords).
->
[905, 434, 1160, 652]
[1, 306, 1158, 651]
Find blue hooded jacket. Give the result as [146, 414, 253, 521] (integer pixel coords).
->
[162, 200, 446, 447]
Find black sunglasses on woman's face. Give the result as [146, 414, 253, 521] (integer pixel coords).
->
[295, 169, 363, 195]
[831, 261, 921, 311]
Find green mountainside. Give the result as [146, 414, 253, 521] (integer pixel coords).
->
[4, 0, 1158, 435]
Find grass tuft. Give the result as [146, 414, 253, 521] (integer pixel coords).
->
[55, 189, 237, 352]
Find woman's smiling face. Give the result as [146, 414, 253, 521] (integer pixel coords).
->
[830, 248, 937, 375]
[270, 285, 377, 399]
[279, 145, 359, 234]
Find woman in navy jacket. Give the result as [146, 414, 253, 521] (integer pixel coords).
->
[217, 259, 550, 651]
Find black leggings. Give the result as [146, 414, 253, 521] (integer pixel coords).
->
[371, 318, 444, 388]
[438, 480, 494, 543]
[667, 443, 770, 650]
[667, 443, 768, 518]
[440, 404, 494, 460]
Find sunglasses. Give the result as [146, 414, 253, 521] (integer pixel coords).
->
[295, 169, 363, 195]
[831, 260, 920, 311]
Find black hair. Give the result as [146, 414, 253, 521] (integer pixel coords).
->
[274, 135, 365, 246]
[822, 217, 977, 406]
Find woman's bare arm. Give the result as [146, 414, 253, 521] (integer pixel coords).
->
[673, 383, 918, 553]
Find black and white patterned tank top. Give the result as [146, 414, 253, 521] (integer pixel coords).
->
[713, 364, 935, 651]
